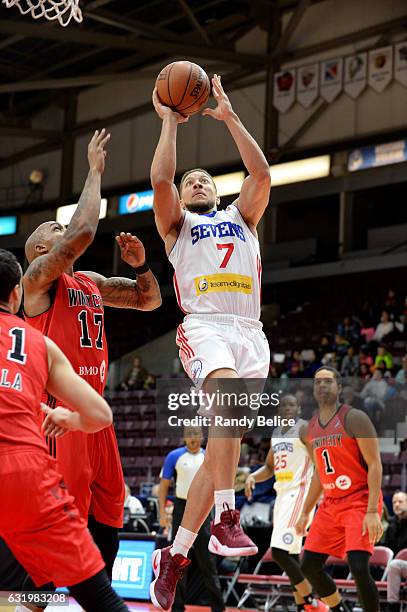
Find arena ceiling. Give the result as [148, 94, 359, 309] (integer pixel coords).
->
[0, 0, 406, 174]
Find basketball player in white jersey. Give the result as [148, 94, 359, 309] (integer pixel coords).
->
[245, 394, 327, 612]
[150, 74, 271, 610]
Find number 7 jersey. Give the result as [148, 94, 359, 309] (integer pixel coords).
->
[25, 272, 108, 395]
[169, 205, 262, 319]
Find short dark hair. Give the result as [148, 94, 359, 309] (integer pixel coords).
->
[179, 168, 216, 194]
[314, 365, 342, 385]
[0, 249, 21, 301]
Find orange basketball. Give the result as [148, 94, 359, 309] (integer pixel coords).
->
[156, 61, 210, 116]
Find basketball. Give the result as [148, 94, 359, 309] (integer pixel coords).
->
[156, 61, 210, 116]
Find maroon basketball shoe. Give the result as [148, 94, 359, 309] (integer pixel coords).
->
[150, 546, 190, 611]
[209, 505, 258, 556]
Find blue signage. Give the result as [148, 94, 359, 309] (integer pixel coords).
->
[348, 140, 407, 172]
[0, 216, 17, 236]
[112, 538, 156, 600]
[118, 190, 154, 215]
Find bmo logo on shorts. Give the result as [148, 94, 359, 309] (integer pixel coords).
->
[335, 475, 352, 490]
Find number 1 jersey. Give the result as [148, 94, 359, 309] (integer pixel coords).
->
[26, 272, 108, 395]
[307, 404, 369, 498]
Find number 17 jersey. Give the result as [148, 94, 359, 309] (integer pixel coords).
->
[25, 272, 108, 395]
[169, 205, 262, 319]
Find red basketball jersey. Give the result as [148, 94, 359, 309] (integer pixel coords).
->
[0, 310, 48, 454]
[307, 404, 368, 498]
[26, 272, 108, 395]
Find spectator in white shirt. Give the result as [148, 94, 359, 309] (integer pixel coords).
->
[395, 355, 407, 386]
[373, 311, 403, 343]
[360, 369, 388, 425]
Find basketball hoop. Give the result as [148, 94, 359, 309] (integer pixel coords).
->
[2, 0, 83, 27]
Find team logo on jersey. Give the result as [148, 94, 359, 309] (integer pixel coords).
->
[191, 220, 245, 245]
[335, 475, 352, 490]
[283, 532, 294, 545]
[190, 359, 203, 384]
[100, 359, 106, 383]
[194, 274, 253, 295]
[198, 278, 209, 292]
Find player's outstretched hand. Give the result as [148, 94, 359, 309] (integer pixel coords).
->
[88, 128, 110, 174]
[295, 513, 309, 536]
[244, 474, 256, 500]
[116, 232, 146, 268]
[202, 74, 234, 121]
[152, 88, 189, 123]
[41, 404, 77, 437]
[362, 512, 383, 544]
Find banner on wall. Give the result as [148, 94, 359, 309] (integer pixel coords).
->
[394, 41, 407, 87]
[320, 57, 343, 102]
[368, 46, 393, 92]
[348, 140, 407, 172]
[296, 63, 319, 108]
[273, 69, 296, 112]
[344, 52, 367, 99]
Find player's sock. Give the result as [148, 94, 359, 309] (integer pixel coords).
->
[214, 489, 235, 524]
[331, 604, 348, 612]
[170, 526, 197, 557]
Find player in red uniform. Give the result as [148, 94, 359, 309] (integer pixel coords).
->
[0, 248, 130, 611]
[295, 366, 383, 612]
[21, 129, 162, 587]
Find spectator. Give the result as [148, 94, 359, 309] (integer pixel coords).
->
[395, 355, 407, 386]
[321, 350, 338, 369]
[359, 363, 371, 381]
[373, 311, 403, 343]
[158, 427, 225, 612]
[382, 491, 407, 612]
[333, 333, 350, 358]
[123, 483, 145, 532]
[143, 373, 156, 390]
[359, 348, 374, 370]
[360, 320, 376, 344]
[374, 345, 394, 372]
[360, 368, 387, 424]
[117, 356, 148, 391]
[301, 349, 321, 377]
[337, 315, 360, 342]
[340, 346, 360, 377]
[318, 334, 333, 355]
[384, 289, 399, 320]
[341, 385, 364, 411]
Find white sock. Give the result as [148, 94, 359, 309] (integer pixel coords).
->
[214, 489, 235, 524]
[170, 526, 197, 557]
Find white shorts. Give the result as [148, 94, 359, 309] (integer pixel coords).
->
[271, 490, 314, 555]
[176, 313, 270, 385]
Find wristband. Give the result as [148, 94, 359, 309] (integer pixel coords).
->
[366, 510, 378, 514]
[134, 262, 150, 275]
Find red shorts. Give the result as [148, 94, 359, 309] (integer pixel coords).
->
[304, 490, 383, 558]
[0, 451, 104, 587]
[56, 424, 125, 528]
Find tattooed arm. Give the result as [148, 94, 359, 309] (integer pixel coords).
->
[23, 130, 110, 315]
[81, 232, 162, 310]
[82, 270, 162, 311]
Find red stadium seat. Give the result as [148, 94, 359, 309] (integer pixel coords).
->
[237, 548, 292, 611]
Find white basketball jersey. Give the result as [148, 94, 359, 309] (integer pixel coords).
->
[168, 205, 262, 319]
[271, 418, 313, 494]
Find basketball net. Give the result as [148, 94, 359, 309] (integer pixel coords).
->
[2, 0, 83, 27]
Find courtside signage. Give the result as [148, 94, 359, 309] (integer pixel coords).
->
[112, 539, 155, 600]
[0, 216, 17, 235]
[118, 190, 154, 215]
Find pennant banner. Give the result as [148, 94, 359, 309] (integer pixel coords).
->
[344, 52, 367, 99]
[296, 63, 319, 108]
[320, 57, 343, 102]
[368, 46, 393, 92]
[273, 69, 296, 112]
[394, 41, 407, 87]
